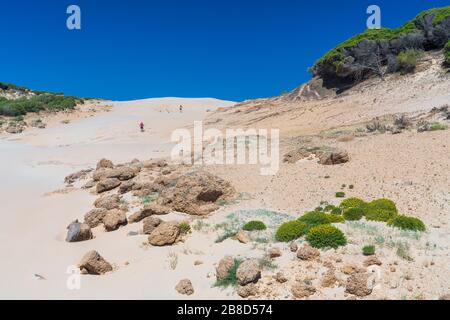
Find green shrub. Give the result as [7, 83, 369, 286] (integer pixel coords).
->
[330, 207, 343, 215]
[362, 245, 376, 256]
[179, 222, 191, 234]
[323, 204, 336, 212]
[339, 197, 366, 209]
[214, 258, 243, 288]
[306, 225, 347, 249]
[397, 49, 423, 74]
[275, 221, 309, 242]
[243, 220, 267, 231]
[368, 199, 398, 213]
[429, 122, 448, 131]
[365, 208, 397, 222]
[388, 215, 426, 232]
[444, 40, 450, 65]
[343, 207, 364, 221]
[298, 211, 330, 227]
[0, 94, 78, 117]
[335, 192, 346, 198]
[326, 214, 345, 224]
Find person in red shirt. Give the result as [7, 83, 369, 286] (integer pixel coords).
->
[139, 122, 145, 132]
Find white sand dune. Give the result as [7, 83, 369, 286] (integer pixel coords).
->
[0, 97, 238, 299]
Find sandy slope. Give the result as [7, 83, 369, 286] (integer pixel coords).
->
[0, 97, 237, 299]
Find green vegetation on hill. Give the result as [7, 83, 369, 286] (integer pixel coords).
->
[0, 94, 78, 117]
[445, 40, 450, 64]
[314, 6, 450, 69]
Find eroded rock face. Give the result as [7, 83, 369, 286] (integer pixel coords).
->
[216, 256, 234, 280]
[148, 222, 180, 246]
[65, 169, 93, 185]
[142, 216, 162, 235]
[156, 171, 235, 216]
[345, 273, 373, 297]
[94, 194, 121, 210]
[66, 221, 93, 242]
[284, 146, 349, 165]
[96, 159, 114, 170]
[96, 178, 121, 193]
[234, 230, 250, 244]
[128, 203, 170, 223]
[236, 260, 261, 286]
[79, 250, 113, 275]
[84, 208, 108, 228]
[103, 209, 127, 232]
[312, 13, 450, 87]
[175, 279, 194, 296]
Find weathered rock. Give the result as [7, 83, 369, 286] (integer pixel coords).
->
[5, 124, 24, 134]
[96, 159, 114, 170]
[30, 119, 46, 128]
[96, 178, 121, 193]
[119, 180, 135, 194]
[284, 146, 349, 165]
[64, 169, 92, 184]
[148, 221, 180, 246]
[236, 259, 261, 286]
[78, 250, 113, 275]
[128, 203, 170, 223]
[321, 270, 338, 288]
[363, 256, 382, 267]
[82, 180, 96, 189]
[316, 149, 349, 165]
[103, 209, 127, 232]
[142, 216, 163, 234]
[234, 230, 250, 244]
[94, 194, 121, 210]
[297, 244, 320, 261]
[268, 247, 282, 259]
[291, 282, 316, 299]
[439, 294, 450, 300]
[341, 264, 363, 275]
[345, 273, 373, 297]
[66, 221, 93, 242]
[175, 279, 194, 296]
[237, 283, 258, 298]
[216, 256, 234, 280]
[156, 171, 235, 216]
[290, 242, 298, 252]
[274, 272, 288, 283]
[84, 208, 108, 228]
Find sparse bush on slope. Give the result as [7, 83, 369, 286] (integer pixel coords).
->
[388, 215, 426, 232]
[445, 40, 450, 65]
[397, 49, 423, 74]
[0, 94, 78, 117]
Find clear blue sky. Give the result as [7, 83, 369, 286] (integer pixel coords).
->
[1, 0, 448, 101]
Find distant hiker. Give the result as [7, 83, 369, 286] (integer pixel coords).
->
[179, 105, 183, 113]
[139, 122, 145, 132]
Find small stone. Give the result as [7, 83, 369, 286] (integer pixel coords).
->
[297, 244, 320, 261]
[236, 259, 261, 286]
[290, 242, 298, 252]
[274, 272, 288, 283]
[363, 256, 382, 267]
[268, 247, 282, 259]
[291, 282, 316, 299]
[175, 279, 194, 296]
[234, 230, 250, 244]
[216, 256, 234, 280]
[237, 283, 258, 298]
